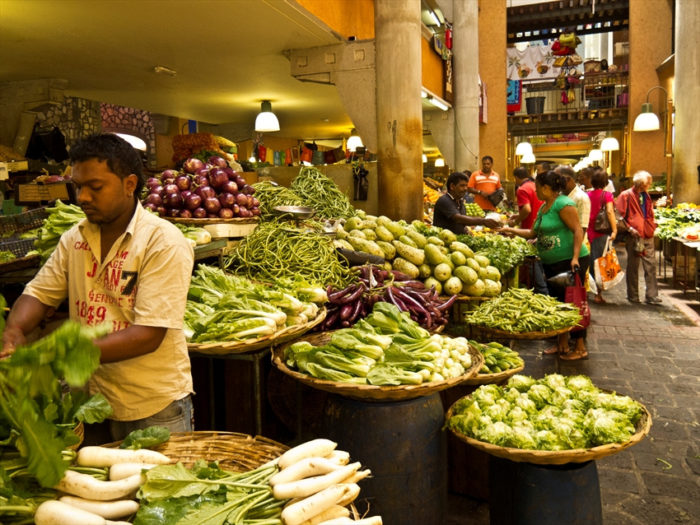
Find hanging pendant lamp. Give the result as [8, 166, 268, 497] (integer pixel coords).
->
[254, 100, 280, 132]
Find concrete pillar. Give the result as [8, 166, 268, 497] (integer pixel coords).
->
[452, 0, 480, 173]
[374, 0, 423, 220]
[673, 0, 700, 204]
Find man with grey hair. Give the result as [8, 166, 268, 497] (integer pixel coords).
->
[616, 171, 661, 304]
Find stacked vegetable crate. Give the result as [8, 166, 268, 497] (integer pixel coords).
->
[0, 207, 46, 272]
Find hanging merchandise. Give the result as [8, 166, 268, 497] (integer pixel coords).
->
[300, 144, 313, 163]
[273, 150, 282, 166]
[285, 148, 292, 165]
[311, 149, 325, 165]
[352, 162, 369, 201]
[257, 144, 267, 162]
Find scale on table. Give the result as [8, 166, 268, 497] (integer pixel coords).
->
[272, 205, 316, 227]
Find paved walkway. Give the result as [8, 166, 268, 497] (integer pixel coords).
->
[448, 248, 700, 524]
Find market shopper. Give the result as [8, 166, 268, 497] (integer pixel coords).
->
[587, 170, 618, 303]
[558, 165, 591, 242]
[433, 171, 501, 234]
[468, 156, 503, 211]
[616, 170, 660, 304]
[499, 170, 590, 360]
[1, 133, 195, 439]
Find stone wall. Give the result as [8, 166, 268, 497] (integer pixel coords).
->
[101, 103, 157, 169]
[41, 97, 101, 148]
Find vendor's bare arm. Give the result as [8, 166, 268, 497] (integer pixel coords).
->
[2, 294, 51, 351]
[96, 325, 167, 363]
[453, 214, 499, 228]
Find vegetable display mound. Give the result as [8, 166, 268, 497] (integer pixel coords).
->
[226, 220, 355, 289]
[471, 341, 524, 375]
[34, 200, 85, 263]
[447, 374, 645, 451]
[286, 302, 473, 386]
[466, 288, 582, 333]
[456, 231, 537, 274]
[184, 265, 327, 344]
[654, 203, 700, 241]
[251, 180, 305, 220]
[290, 166, 355, 220]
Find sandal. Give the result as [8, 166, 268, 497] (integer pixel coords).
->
[543, 346, 560, 355]
[559, 350, 589, 361]
[593, 296, 606, 304]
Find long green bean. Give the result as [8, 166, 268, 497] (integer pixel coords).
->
[226, 220, 355, 288]
[251, 181, 305, 220]
[290, 166, 355, 219]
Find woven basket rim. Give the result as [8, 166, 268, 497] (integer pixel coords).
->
[165, 217, 259, 225]
[188, 307, 326, 356]
[445, 391, 652, 465]
[464, 362, 526, 385]
[272, 330, 484, 402]
[100, 431, 288, 471]
[469, 324, 575, 340]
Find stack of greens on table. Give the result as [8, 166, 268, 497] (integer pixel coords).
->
[290, 166, 355, 220]
[172, 223, 211, 246]
[184, 265, 328, 344]
[470, 340, 524, 375]
[466, 288, 582, 333]
[285, 302, 473, 385]
[456, 231, 537, 275]
[34, 200, 85, 264]
[447, 373, 644, 450]
[654, 204, 700, 241]
[225, 220, 355, 289]
[0, 318, 113, 522]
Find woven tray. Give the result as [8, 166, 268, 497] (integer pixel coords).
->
[0, 207, 47, 236]
[188, 308, 326, 356]
[468, 324, 575, 341]
[0, 238, 40, 272]
[464, 362, 525, 386]
[445, 395, 652, 465]
[102, 431, 288, 472]
[272, 331, 484, 402]
[165, 217, 259, 225]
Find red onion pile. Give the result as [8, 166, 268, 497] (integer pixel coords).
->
[142, 156, 260, 219]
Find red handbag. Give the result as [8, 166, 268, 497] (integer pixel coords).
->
[565, 273, 590, 332]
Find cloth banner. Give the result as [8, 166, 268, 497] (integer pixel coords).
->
[507, 80, 522, 112]
[507, 44, 577, 81]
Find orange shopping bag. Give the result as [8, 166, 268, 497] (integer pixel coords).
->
[594, 238, 625, 291]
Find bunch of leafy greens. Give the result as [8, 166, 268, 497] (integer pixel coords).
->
[285, 302, 473, 385]
[456, 232, 537, 274]
[448, 374, 644, 451]
[0, 321, 113, 489]
[654, 205, 700, 240]
[120, 426, 171, 450]
[34, 200, 85, 264]
[134, 460, 283, 525]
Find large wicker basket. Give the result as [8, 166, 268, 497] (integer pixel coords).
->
[102, 431, 288, 472]
[188, 307, 326, 356]
[445, 395, 652, 465]
[468, 324, 575, 341]
[464, 362, 525, 386]
[272, 331, 484, 402]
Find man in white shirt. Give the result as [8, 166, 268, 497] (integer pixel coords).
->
[557, 165, 591, 243]
[2, 134, 195, 440]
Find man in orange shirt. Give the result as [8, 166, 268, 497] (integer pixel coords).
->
[468, 156, 502, 211]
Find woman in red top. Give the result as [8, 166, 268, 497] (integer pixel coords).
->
[587, 170, 617, 303]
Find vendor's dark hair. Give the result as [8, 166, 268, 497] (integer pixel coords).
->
[446, 171, 469, 190]
[482, 155, 493, 163]
[536, 170, 566, 193]
[591, 169, 609, 189]
[557, 165, 575, 179]
[69, 133, 144, 196]
[513, 166, 530, 180]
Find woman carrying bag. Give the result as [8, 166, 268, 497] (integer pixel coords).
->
[587, 169, 618, 303]
[499, 171, 591, 360]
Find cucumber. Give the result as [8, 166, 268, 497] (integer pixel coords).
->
[392, 240, 425, 266]
[392, 257, 420, 279]
[375, 240, 396, 260]
[405, 229, 428, 248]
[375, 225, 395, 242]
[398, 235, 417, 248]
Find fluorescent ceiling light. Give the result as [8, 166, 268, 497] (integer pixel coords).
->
[422, 154, 428, 163]
[254, 100, 280, 132]
[434, 158, 445, 167]
[428, 96, 449, 111]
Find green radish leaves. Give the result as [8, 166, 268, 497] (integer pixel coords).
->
[120, 425, 171, 450]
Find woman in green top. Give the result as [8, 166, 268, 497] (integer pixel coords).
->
[500, 171, 591, 360]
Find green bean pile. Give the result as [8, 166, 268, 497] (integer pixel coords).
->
[466, 288, 582, 333]
[251, 181, 305, 220]
[225, 220, 356, 288]
[290, 166, 355, 219]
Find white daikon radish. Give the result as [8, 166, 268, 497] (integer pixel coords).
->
[325, 450, 350, 466]
[278, 439, 337, 470]
[341, 468, 371, 484]
[77, 446, 170, 467]
[270, 457, 345, 486]
[318, 517, 383, 525]
[58, 496, 139, 519]
[108, 462, 157, 481]
[56, 471, 143, 501]
[281, 483, 358, 525]
[334, 483, 361, 507]
[274, 463, 361, 500]
[34, 500, 105, 525]
[298, 505, 350, 525]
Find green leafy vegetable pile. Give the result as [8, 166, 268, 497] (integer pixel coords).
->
[134, 460, 282, 525]
[471, 340, 523, 374]
[290, 166, 355, 219]
[226, 220, 355, 288]
[120, 426, 171, 450]
[34, 200, 85, 263]
[286, 302, 473, 385]
[0, 251, 16, 263]
[466, 288, 581, 333]
[185, 265, 326, 344]
[448, 374, 644, 450]
[456, 232, 536, 274]
[654, 204, 700, 240]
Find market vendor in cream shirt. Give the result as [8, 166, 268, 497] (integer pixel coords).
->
[1, 133, 195, 440]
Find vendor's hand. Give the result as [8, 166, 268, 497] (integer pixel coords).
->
[483, 218, 502, 229]
[570, 258, 580, 273]
[0, 326, 25, 359]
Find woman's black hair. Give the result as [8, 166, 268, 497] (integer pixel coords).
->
[591, 169, 609, 189]
[513, 166, 531, 180]
[69, 133, 145, 196]
[535, 170, 566, 193]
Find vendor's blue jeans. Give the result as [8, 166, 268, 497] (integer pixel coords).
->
[109, 395, 194, 441]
